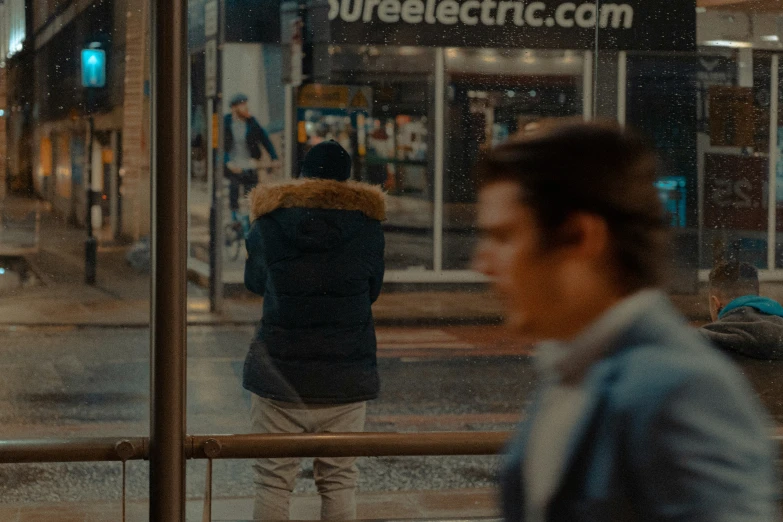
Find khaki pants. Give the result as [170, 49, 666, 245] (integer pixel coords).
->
[251, 394, 367, 521]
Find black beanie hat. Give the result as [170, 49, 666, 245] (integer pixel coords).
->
[300, 140, 351, 181]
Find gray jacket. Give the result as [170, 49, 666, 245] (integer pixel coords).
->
[701, 306, 783, 360]
[502, 291, 779, 521]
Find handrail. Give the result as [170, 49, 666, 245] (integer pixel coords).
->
[4, 431, 782, 522]
[189, 432, 513, 459]
[0, 437, 148, 463]
[0, 431, 783, 464]
[4, 432, 783, 464]
[0, 432, 513, 464]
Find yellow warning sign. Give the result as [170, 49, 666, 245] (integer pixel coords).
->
[297, 121, 308, 144]
[212, 113, 219, 149]
[350, 90, 369, 109]
[40, 137, 52, 177]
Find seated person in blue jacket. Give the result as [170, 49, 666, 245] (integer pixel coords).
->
[472, 119, 779, 521]
[224, 93, 279, 224]
[701, 260, 783, 360]
[242, 140, 385, 521]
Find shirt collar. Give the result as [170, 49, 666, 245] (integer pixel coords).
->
[534, 289, 663, 384]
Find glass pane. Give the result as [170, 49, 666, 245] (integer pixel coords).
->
[701, 52, 772, 270]
[0, 0, 152, 518]
[319, 45, 436, 270]
[599, 2, 783, 421]
[443, 48, 585, 270]
[603, 45, 778, 282]
[624, 51, 700, 288]
[184, 0, 520, 518]
[776, 55, 783, 268]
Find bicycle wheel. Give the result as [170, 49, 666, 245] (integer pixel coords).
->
[224, 223, 242, 261]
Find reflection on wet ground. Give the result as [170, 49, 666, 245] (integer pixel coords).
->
[0, 325, 533, 502]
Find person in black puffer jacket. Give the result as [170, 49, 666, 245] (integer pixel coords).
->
[243, 140, 385, 521]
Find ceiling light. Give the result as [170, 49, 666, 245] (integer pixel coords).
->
[702, 40, 753, 48]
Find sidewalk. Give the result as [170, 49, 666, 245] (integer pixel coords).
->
[0, 194, 715, 327]
[0, 195, 508, 327]
[0, 488, 500, 521]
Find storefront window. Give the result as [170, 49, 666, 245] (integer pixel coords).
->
[599, 11, 783, 278]
[299, 46, 437, 271]
[698, 52, 773, 270]
[444, 48, 586, 270]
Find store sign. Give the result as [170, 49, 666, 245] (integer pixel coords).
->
[319, 0, 695, 51]
[299, 85, 350, 107]
[298, 84, 372, 111]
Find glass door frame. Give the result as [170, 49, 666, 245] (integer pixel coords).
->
[383, 47, 595, 283]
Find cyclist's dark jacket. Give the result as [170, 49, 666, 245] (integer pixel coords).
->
[242, 178, 385, 404]
[223, 114, 278, 163]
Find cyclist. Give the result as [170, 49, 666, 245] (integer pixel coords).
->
[224, 93, 279, 230]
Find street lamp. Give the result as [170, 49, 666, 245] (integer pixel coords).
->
[81, 43, 106, 285]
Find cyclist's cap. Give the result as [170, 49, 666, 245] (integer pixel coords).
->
[300, 140, 351, 182]
[230, 93, 248, 107]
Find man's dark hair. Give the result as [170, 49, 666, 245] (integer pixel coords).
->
[477, 118, 668, 292]
[709, 261, 759, 299]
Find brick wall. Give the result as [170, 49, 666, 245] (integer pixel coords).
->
[120, 0, 150, 241]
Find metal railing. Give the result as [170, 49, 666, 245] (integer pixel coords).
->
[4, 431, 783, 521]
[0, 431, 513, 521]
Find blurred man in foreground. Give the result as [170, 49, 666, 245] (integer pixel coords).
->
[701, 260, 783, 360]
[473, 120, 779, 521]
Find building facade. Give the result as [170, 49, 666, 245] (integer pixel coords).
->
[2, 0, 150, 241]
[1, 0, 780, 286]
[185, 0, 782, 290]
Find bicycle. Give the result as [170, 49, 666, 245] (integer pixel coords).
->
[224, 164, 282, 261]
[224, 209, 251, 261]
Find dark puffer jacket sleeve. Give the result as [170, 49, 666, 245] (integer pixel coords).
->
[244, 221, 266, 296]
[366, 220, 385, 303]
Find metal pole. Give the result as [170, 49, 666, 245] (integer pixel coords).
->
[149, 0, 188, 518]
[0, 438, 147, 463]
[617, 51, 627, 127]
[284, 84, 294, 180]
[582, 50, 593, 121]
[190, 432, 512, 459]
[209, 0, 225, 313]
[767, 54, 779, 271]
[433, 48, 445, 273]
[109, 130, 120, 239]
[210, 96, 225, 313]
[85, 116, 97, 285]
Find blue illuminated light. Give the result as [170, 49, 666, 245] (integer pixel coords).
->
[81, 49, 106, 88]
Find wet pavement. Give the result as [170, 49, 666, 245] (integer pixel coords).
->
[3, 325, 783, 520]
[0, 325, 534, 505]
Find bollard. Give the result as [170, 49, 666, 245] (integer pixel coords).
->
[85, 236, 98, 285]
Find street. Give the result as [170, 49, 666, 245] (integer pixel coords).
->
[0, 324, 534, 503]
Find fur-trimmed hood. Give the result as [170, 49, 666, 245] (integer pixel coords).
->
[249, 179, 386, 222]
